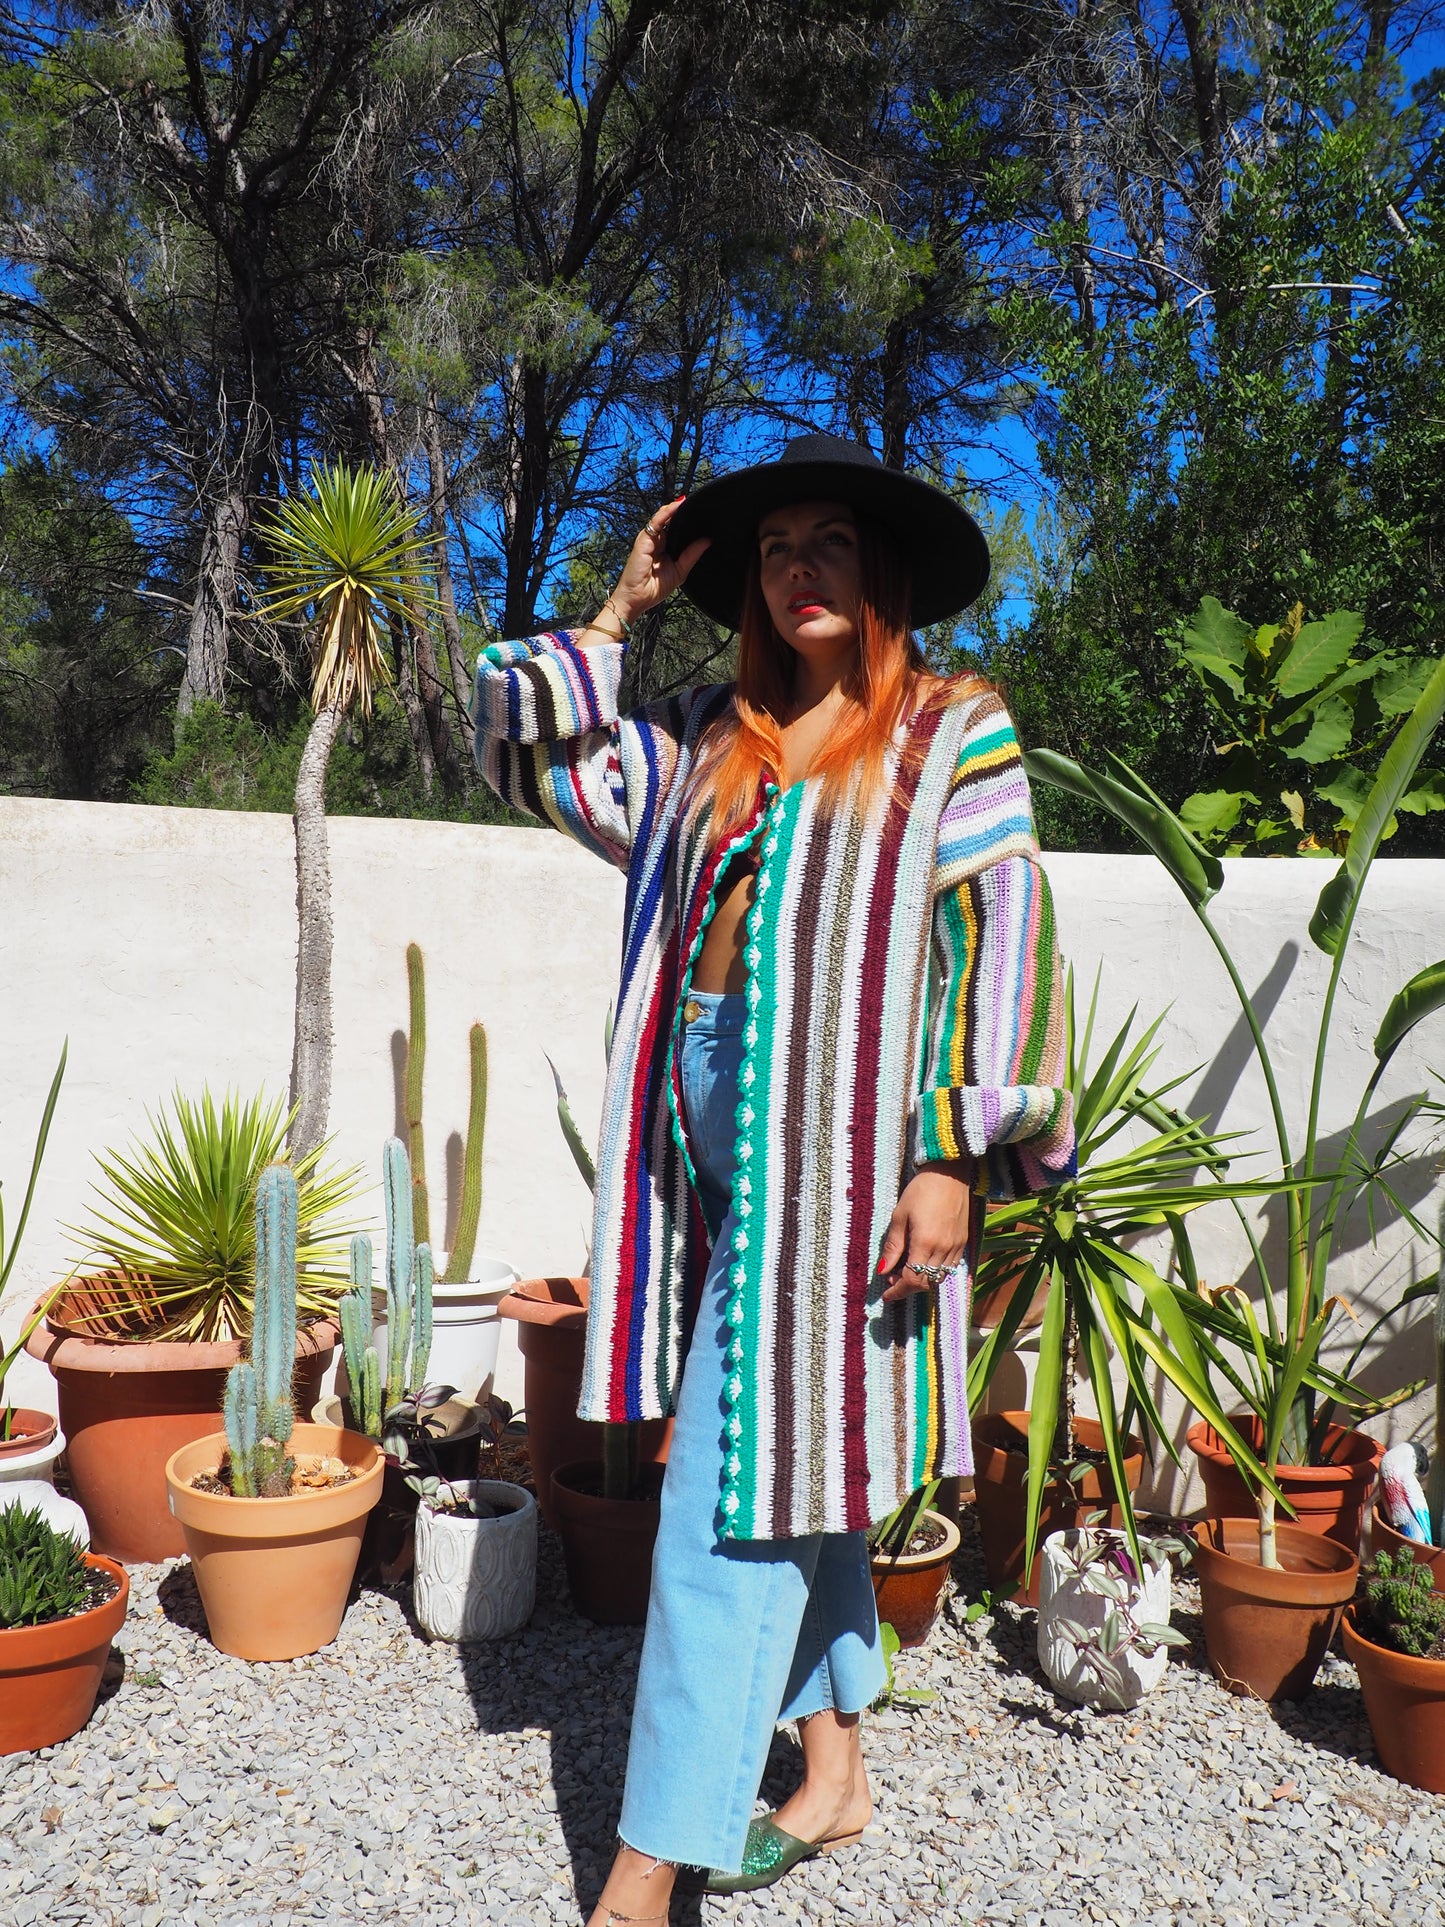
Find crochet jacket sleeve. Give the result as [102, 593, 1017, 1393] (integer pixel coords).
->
[471, 629, 693, 870]
[910, 692, 1077, 1200]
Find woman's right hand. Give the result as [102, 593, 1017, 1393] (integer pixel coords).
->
[605, 496, 711, 626]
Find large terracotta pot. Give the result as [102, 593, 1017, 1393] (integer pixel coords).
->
[871, 1508, 962, 1647]
[1186, 1418, 1382, 1556]
[549, 1459, 663, 1625]
[27, 1294, 339, 1562]
[164, 1422, 383, 1660]
[498, 1278, 669, 1527]
[1341, 1607, 1445, 1793]
[1369, 1507, 1445, 1589]
[970, 1411, 1145, 1608]
[0, 1555, 129, 1756]
[1191, 1516, 1358, 1701]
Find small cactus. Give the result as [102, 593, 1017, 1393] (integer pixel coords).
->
[340, 1234, 381, 1436]
[223, 1163, 298, 1497]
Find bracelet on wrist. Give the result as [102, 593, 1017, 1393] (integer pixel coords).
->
[602, 598, 633, 637]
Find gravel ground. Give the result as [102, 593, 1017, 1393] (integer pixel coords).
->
[2, 1508, 1443, 1927]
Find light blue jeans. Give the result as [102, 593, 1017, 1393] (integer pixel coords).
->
[617, 990, 886, 1874]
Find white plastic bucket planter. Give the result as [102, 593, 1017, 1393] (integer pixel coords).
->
[371, 1257, 518, 1403]
[413, 1478, 537, 1641]
[0, 1429, 66, 1488]
[1037, 1527, 1174, 1711]
[0, 1478, 89, 1544]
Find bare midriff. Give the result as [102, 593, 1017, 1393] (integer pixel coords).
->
[692, 847, 758, 994]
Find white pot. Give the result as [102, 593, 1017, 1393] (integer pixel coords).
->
[1037, 1529, 1173, 1711]
[370, 1256, 518, 1403]
[413, 1478, 537, 1642]
[0, 1478, 90, 1545]
[0, 1428, 66, 1487]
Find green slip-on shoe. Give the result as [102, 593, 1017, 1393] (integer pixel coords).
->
[701, 1814, 865, 1895]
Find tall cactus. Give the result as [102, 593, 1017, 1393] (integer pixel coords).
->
[383, 1136, 415, 1410]
[340, 1233, 381, 1437]
[401, 943, 487, 1285]
[1429, 1220, 1445, 1545]
[404, 942, 430, 1249]
[223, 1163, 298, 1497]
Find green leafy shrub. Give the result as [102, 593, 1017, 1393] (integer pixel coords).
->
[0, 1502, 91, 1629]
[1359, 1548, 1445, 1661]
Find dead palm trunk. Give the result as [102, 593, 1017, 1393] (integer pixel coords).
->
[289, 701, 345, 1163]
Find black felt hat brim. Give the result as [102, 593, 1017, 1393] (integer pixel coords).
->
[665, 452, 990, 631]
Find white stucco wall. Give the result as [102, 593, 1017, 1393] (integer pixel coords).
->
[1, 796, 1440, 1513]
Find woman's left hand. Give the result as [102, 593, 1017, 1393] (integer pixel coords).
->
[876, 1164, 973, 1303]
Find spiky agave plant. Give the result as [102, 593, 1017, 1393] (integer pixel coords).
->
[254, 461, 439, 1164]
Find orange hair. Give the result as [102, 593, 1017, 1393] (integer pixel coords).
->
[695, 518, 960, 840]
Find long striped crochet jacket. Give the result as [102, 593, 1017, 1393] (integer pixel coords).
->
[473, 629, 1075, 1541]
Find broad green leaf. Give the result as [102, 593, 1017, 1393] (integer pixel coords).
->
[1289, 697, 1353, 765]
[1373, 657, 1435, 717]
[1179, 789, 1246, 837]
[1314, 765, 1372, 827]
[1026, 749, 1223, 909]
[1180, 597, 1252, 689]
[1276, 654, 1392, 727]
[1374, 959, 1445, 1069]
[1275, 611, 1364, 699]
[1310, 650, 1445, 955]
[1397, 771, 1445, 817]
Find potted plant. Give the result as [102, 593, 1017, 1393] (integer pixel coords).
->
[868, 1479, 962, 1648]
[1036, 1515, 1191, 1711]
[164, 1164, 382, 1661]
[321, 1137, 488, 1579]
[27, 1086, 362, 1561]
[1341, 1547, 1445, 1793]
[397, 943, 517, 1400]
[552, 1422, 665, 1627]
[1, 1044, 69, 1485]
[411, 1471, 538, 1642]
[0, 1497, 128, 1756]
[969, 978, 1271, 1606]
[1371, 1262, 1444, 1583]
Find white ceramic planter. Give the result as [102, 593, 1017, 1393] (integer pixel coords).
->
[0, 1478, 90, 1545]
[0, 1429, 66, 1487]
[413, 1478, 537, 1641]
[1037, 1528, 1173, 1711]
[370, 1257, 517, 1404]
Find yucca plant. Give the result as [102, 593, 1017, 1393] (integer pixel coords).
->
[1026, 639, 1445, 1567]
[69, 1088, 364, 1343]
[970, 973, 1286, 1580]
[254, 459, 439, 1163]
[1, 1043, 68, 1438]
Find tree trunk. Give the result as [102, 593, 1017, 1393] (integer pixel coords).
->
[425, 394, 476, 760]
[289, 702, 345, 1163]
[178, 486, 248, 718]
[389, 610, 436, 795]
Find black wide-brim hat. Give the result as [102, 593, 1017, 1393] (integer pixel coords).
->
[666, 431, 989, 631]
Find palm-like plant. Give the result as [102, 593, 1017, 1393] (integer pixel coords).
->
[970, 974, 1283, 1579]
[255, 461, 438, 1161]
[69, 1089, 365, 1343]
[1026, 640, 1445, 1567]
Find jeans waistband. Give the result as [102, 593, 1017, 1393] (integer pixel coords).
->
[680, 989, 747, 1036]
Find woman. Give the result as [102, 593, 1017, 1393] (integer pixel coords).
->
[472, 433, 1074, 1924]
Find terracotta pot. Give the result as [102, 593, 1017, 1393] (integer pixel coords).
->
[0, 1409, 58, 1459]
[970, 1411, 1145, 1607]
[1341, 1607, 1445, 1793]
[0, 1555, 128, 1756]
[499, 1278, 670, 1526]
[1186, 1418, 1382, 1556]
[870, 1508, 961, 1647]
[549, 1459, 663, 1626]
[971, 1212, 1049, 1331]
[1369, 1507, 1445, 1589]
[1191, 1516, 1358, 1701]
[164, 1422, 383, 1660]
[27, 1296, 338, 1562]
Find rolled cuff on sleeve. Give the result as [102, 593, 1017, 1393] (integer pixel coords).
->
[912, 1083, 1076, 1201]
[472, 631, 624, 743]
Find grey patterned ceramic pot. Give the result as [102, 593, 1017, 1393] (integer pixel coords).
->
[413, 1480, 537, 1642]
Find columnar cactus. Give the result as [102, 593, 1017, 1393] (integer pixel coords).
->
[401, 943, 487, 1286]
[223, 1163, 298, 1497]
[340, 1233, 381, 1438]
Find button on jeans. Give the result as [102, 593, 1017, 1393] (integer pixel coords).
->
[617, 990, 886, 1874]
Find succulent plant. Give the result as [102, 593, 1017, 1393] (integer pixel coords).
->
[402, 943, 488, 1285]
[0, 1501, 91, 1629]
[222, 1163, 299, 1497]
[340, 1139, 445, 1451]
